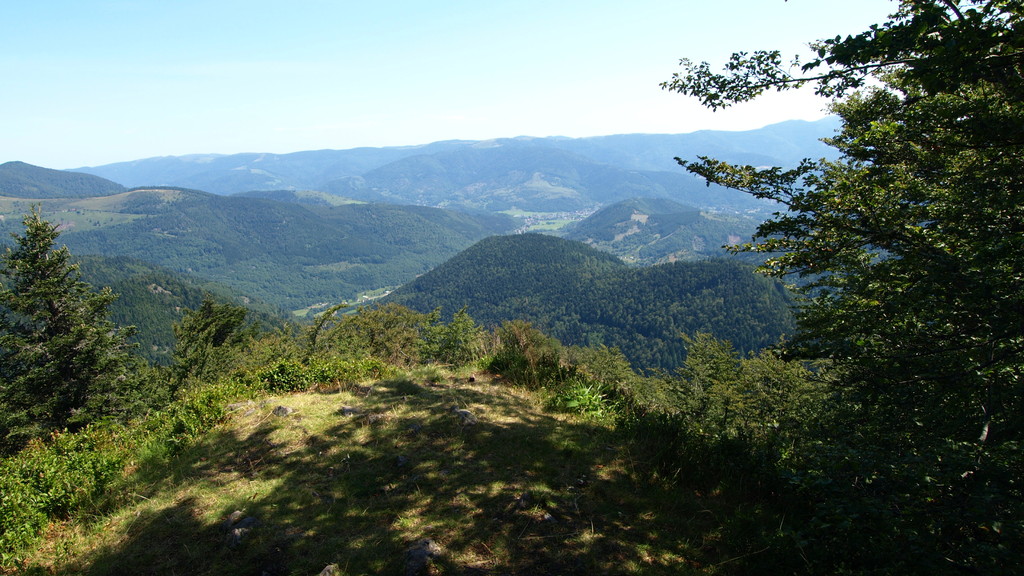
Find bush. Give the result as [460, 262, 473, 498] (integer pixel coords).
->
[0, 429, 126, 567]
[546, 373, 618, 420]
[487, 320, 563, 388]
[249, 357, 395, 393]
[420, 307, 486, 366]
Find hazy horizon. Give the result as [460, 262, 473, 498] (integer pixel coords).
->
[4, 0, 894, 169]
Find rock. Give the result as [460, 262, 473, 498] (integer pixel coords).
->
[272, 405, 294, 417]
[226, 400, 255, 412]
[406, 421, 423, 435]
[222, 511, 259, 548]
[450, 405, 478, 426]
[396, 455, 410, 468]
[340, 406, 362, 417]
[221, 510, 245, 530]
[513, 491, 532, 510]
[404, 538, 441, 576]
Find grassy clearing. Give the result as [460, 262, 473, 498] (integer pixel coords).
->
[18, 370, 727, 575]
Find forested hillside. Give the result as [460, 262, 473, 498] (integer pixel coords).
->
[385, 234, 794, 370]
[560, 197, 761, 263]
[0, 184, 515, 311]
[0, 161, 125, 199]
[76, 255, 283, 364]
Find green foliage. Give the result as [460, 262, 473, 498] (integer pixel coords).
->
[172, 296, 257, 384]
[487, 320, 564, 389]
[0, 208, 138, 451]
[77, 254, 285, 365]
[665, 1, 1024, 571]
[386, 233, 795, 370]
[316, 302, 432, 366]
[0, 428, 125, 565]
[624, 334, 822, 493]
[419, 306, 485, 365]
[546, 374, 618, 420]
[248, 357, 394, 393]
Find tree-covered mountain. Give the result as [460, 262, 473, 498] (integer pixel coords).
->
[384, 234, 794, 370]
[559, 197, 761, 264]
[0, 186, 516, 312]
[0, 161, 125, 199]
[75, 255, 284, 364]
[70, 119, 838, 213]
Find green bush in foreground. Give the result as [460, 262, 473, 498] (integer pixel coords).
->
[0, 429, 125, 564]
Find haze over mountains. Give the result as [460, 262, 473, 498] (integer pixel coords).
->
[71, 118, 839, 212]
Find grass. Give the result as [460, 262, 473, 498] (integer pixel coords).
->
[18, 371, 740, 575]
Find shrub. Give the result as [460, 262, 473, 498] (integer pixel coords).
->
[420, 307, 486, 366]
[0, 428, 126, 567]
[249, 357, 395, 393]
[546, 374, 618, 420]
[487, 320, 563, 389]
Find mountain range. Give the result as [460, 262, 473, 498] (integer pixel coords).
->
[0, 120, 825, 339]
[0, 163, 515, 312]
[69, 118, 840, 213]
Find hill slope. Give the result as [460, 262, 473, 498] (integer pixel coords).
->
[560, 197, 760, 264]
[385, 234, 794, 370]
[0, 161, 125, 199]
[0, 187, 516, 311]
[23, 373, 714, 576]
[76, 255, 284, 364]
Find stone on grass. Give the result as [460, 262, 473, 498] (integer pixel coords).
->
[405, 538, 441, 576]
[222, 510, 259, 548]
[272, 405, 294, 417]
[450, 405, 478, 426]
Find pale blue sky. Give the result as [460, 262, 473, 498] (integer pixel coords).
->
[2, 0, 895, 169]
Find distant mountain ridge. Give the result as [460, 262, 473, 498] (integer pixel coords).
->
[69, 119, 840, 212]
[0, 161, 125, 199]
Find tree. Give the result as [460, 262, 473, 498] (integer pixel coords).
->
[663, 1, 1023, 571]
[665, 0, 1023, 440]
[420, 306, 485, 366]
[172, 295, 256, 384]
[0, 208, 136, 451]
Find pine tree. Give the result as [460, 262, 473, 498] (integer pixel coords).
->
[0, 208, 135, 451]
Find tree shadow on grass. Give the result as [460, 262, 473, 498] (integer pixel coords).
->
[69, 374, 716, 575]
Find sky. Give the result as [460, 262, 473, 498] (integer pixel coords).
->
[2, 0, 897, 169]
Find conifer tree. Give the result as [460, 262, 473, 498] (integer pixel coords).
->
[0, 208, 135, 451]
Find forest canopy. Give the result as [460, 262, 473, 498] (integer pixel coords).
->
[664, 0, 1023, 571]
